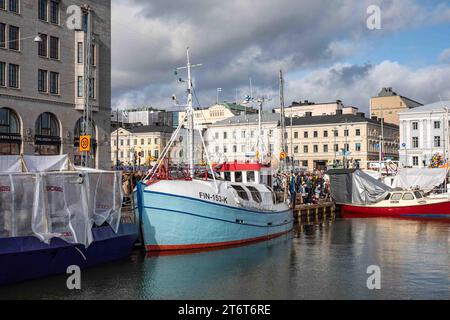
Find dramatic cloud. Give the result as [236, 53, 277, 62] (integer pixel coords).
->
[111, 0, 450, 110]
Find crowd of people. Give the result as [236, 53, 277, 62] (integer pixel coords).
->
[272, 170, 331, 207]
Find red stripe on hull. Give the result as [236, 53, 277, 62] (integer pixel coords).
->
[340, 200, 450, 218]
[146, 230, 292, 252]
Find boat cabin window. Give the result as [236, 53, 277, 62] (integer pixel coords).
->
[391, 193, 402, 201]
[414, 191, 423, 199]
[247, 171, 255, 183]
[402, 192, 414, 200]
[235, 171, 243, 183]
[224, 172, 231, 181]
[384, 193, 391, 200]
[231, 185, 249, 201]
[246, 186, 262, 203]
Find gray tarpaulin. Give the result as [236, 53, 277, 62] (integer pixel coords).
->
[391, 168, 447, 192]
[327, 169, 393, 205]
[0, 156, 21, 173]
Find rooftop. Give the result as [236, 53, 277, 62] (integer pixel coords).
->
[287, 113, 399, 128]
[212, 112, 281, 126]
[399, 100, 450, 114]
[373, 87, 423, 107]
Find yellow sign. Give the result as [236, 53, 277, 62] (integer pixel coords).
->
[280, 152, 286, 160]
[79, 135, 91, 152]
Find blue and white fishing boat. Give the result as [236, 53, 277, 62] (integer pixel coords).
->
[135, 48, 293, 252]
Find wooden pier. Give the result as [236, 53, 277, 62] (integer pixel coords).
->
[293, 202, 336, 224]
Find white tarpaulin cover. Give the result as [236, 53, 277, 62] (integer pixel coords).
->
[23, 155, 69, 172]
[391, 168, 447, 191]
[0, 170, 123, 247]
[0, 156, 21, 173]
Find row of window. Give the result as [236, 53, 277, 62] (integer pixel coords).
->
[412, 121, 442, 130]
[116, 150, 160, 159]
[38, 33, 60, 59]
[38, 0, 60, 24]
[114, 138, 160, 147]
[0, 23, 20, 50]
[288, 128, 360, 139]
[38, 69, 59, 94]
[212, 143, 362, 155]
[77, 42, 96, 66]
[410, 136, 442, 148]
[214, 129, 275, 140]
[0, 0, 19, 13]
[0, 62, 19, 88]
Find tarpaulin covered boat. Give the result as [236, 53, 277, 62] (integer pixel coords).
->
[0, 155, 138, 285]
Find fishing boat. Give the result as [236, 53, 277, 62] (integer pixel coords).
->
[0, 155, 138, 285]
[135, 48, 293, 252]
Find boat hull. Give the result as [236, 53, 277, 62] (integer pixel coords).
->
[340, 201, 450, 219]
[137, 186, 293, 252]
[0, 224, 138, 285]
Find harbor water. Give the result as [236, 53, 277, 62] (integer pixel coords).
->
[1, 218, 449, 300]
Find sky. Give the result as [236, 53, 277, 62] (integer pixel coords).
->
[111, 0, 450, 113]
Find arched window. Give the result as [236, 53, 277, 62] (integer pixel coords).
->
[73, 117, 97, 167]
[0, 108, 21, 155]
[35, 112, 61, 155]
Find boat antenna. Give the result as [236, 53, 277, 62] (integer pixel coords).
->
[279, 70, 287, 171]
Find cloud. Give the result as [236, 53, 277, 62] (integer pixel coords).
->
[439, 48, 450, 62]
[286, 60, 450, 112]
[111, 0, 450, 109]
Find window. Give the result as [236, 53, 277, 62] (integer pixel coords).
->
[303, 145, 308, 153]
[49, 36, 59, 59]
[323, 144, 328, 153]
[223, 146, 227, 153]
[38, 69, 47, 92]
[323, 130, 328, 138]
[344, 143, 349, 152]
[294, 145, 299, 154]
[334, 130, 338, 137]
[402, 193, 414, 201]
[231, 185, 249, 201]
[414, 191, 423, 199]
[223, 132, 227, 139]
[77, 42, 83, 63]
[344, 129, 349, 137]
[355, 143, 361, 152]
[77, 76, 83, 97]
[49, 71, 59, 94]
[246, 186, 262, 203]
[49, 0, 59, 24]
[39, 0, 47, 21]
[434, 136, 441, 148]
[90, 44, 96, 66]
[0, 0, 5, 10]
[8, 0, 18, 13]
[214, 146, 219, 153]
[334, 144, 339, 152]
[232, 145, 237, 153]
[304, 131, 308, 138]
[120, 140, 123, 146]
[313, 145, 318, 153]
[356, 129, 361, 136]
[89, 77, 95, 99]
[434, 121, 441, 129]
[0, 62, 5, 87]
[412, 137, 419, 148]
[38, 33, 47, 57]
[313, 131, 318, 138]
[241, 131, 245, 138]
[412, 156, 419, 166]
[141, 139, 144, 145]
[294, 131, 298, 139]
[8, 63, 19, 88]
[8, 25, 19, 50]
[302, 160, 308, 167]
[391, 193, 402, 201]
[214, 132, 218, 139]
[0, 23, 5, 48]
[133, 139, 137, 145]
[412, 122, 418, 130]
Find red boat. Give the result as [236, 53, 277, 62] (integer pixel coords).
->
[341, 190, 450, 219]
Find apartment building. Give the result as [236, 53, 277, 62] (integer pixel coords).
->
[0, 0, 111, 168]
[370, 87, 423, 126]
[274, 100, 358, 117]
[204, 112, 282, 167]
[286, 112, 400, 170]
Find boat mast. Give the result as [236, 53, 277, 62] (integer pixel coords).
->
[186, 48, 194, 179]
[279, 70, 286, 171]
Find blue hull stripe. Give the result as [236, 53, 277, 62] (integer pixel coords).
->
[143, 205, 292, 228]
[143, 190, 291, 215]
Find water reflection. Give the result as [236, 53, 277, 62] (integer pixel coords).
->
[0, 218, 449, 300]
